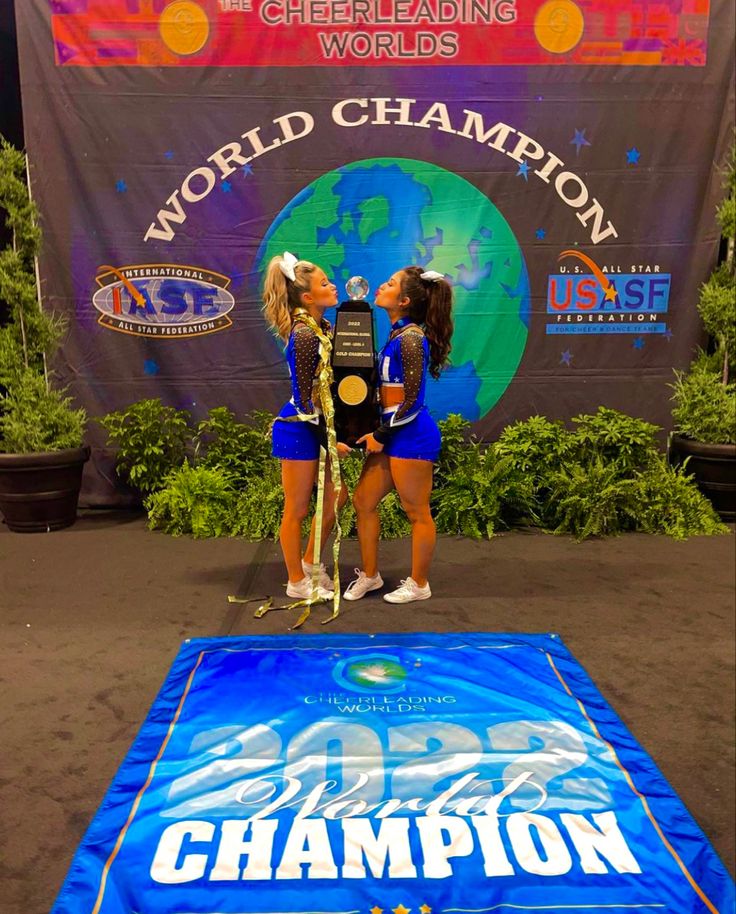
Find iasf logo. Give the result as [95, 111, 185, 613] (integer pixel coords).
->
[93, 264, 234, 337]
[547, 250, 671, 336]
[333, 654, 408, 693]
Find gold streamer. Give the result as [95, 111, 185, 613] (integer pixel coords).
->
[294, 307, 343, 627]
[225, 592, 332, 625]
[253, 597, 274, 618]
[225, 594, 276, 618]
[266, 308, 343, 629]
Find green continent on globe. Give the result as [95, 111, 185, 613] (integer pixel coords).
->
[257, 158, 530, 421]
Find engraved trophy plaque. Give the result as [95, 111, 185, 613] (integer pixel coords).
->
[331, 276, 378, 446]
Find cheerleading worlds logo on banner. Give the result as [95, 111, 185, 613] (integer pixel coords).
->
[93, 264, 235, 337]
[547, 250, 671, 335]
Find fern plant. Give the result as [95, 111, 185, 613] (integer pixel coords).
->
[632, 459, 728, 540]
[101, 397, 729, 543]
[433, 443, 533, 539]
[548, 459, 640, 541]
[146, 462, 238, 538]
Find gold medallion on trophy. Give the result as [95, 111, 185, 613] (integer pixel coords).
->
[338, 375, 369, 406]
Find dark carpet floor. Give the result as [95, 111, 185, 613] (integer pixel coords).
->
[1, 512, 734, 913]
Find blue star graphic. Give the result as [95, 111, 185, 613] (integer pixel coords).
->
[561, 350, 574, 366]
[571, 129, 591, 155]
[626, 147, 641, 165]
[241, 164, 253, 176]
[221, 181, 232, 193]
[164, 150, 174, 159]
[143, 359, 159, 376]
[517, 161, 530, 180]
[633, 336, 645, 349]
[115, 179, 127, 193]
[535, 228, 546, 240]
[664, 328, 674, 341]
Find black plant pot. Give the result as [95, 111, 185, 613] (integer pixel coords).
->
[0, 445, 90, 533]
[669, 434, 736, 522]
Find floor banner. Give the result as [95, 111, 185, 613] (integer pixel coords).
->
[52, 632, 735, 912]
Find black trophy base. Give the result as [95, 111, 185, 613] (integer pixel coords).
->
[332, 299, 379, 446]
[334, 384, 378, 447]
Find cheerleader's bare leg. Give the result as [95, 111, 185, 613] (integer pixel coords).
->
[352, 452, 394, 578]
[390, 456, 435, 588]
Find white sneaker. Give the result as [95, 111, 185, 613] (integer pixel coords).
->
[343, 569, 384, 601]
[383, 577, 431, 604]
[286, 575, 333, 601]
[302, 559, 334, 593]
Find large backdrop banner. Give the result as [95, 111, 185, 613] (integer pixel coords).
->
[13, 0, 736, 502]
[51, 632, 735, 912]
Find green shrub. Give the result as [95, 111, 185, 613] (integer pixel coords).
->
[716, 139, 735, 245]
[0, 370, 86, 453]
[146, 462, 238, 538]
[194, 407, 273, 482]
[0, 135, 86, 453]
[433, 442, 534, 538]
[671, 362, 736, 444]
[100, 398, 192, 494]
[102, 398, 730, 544]
[495, 414, 571, 478]
[491, 407, 725, 542]
[376, 491, 412, 540]
[547, 459, 639, 541]
[671, 140, 735, 441]
[632, 459, 729, 540]
[434, 413, 476, 483]
[569, 407, 661, 473]
[231, 460, 286, 541]
[333, 451, 362, 538]
[697, 263, 736, 374]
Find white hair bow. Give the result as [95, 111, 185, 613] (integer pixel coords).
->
[420, 270, 444, 282]
[279, 251, 298, 282]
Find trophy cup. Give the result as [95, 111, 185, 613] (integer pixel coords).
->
[331, 276, 378, 446]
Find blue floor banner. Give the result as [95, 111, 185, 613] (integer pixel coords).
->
[52, 633, 735, 913]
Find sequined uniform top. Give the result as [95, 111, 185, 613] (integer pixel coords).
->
[275, 318, 330, 425]
[373, 318, 430, 445]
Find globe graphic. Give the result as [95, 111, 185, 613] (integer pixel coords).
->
[256, 158, 530, 420]
[340, 658, 407, 691]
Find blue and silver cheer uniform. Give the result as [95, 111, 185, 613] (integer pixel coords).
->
[373, 317, 441, 462]
[271, 318, 328, 461]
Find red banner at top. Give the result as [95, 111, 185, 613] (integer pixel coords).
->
[50, 0, 709, 67]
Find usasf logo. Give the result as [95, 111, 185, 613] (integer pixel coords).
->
[93, 264, 234, 337]
[547, 250, 671, 336]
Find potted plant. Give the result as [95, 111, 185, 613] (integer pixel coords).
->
[0, 136, 88, 532]
[670, 142, 736, 521]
